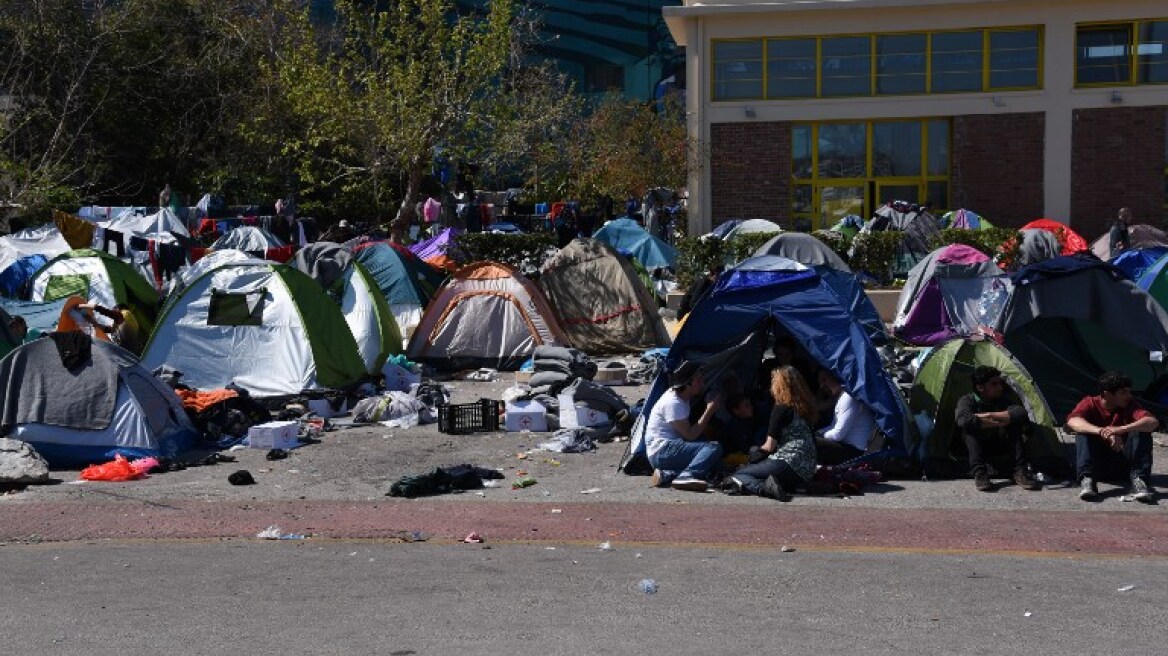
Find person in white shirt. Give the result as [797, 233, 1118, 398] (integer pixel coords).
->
[814, 369, 875, 465]
[645, 361, 724, 492]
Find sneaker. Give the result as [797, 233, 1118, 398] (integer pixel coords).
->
[974, 470, 993, 492]
[1013, 470, 1041, 491]
[670, 474, 708, 492]
[1130, 476, 1154, 502]
[1079, 476, 1098, 500]
[650, 469, 670, 488]
[721, 477, 745, 496]
[761, 475, 792, 502]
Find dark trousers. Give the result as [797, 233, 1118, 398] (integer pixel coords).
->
[732, 459, 805, 495]
[814, 437, 863, 466]
[963, 424, 1026, 477]
[1075, 432, 1153, 483]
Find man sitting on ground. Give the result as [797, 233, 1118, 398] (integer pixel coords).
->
[955, 366, 1040, 492]
[814, 369, 875, 465]
[1066, 371, 1158, 502]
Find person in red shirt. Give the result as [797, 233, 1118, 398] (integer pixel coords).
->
[1065, 371, 1158, 502]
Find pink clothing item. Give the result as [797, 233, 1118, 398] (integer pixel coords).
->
[423, 197, 441, 223]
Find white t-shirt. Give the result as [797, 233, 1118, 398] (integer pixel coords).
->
[646, 389, 690, 458]
[819, 391, 875, 452]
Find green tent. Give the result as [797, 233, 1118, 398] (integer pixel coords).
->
[909, 337, 1067, 478]
[29, 248, 160, 333]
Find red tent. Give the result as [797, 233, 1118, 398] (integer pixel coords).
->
[1019, 218, 1089, 255]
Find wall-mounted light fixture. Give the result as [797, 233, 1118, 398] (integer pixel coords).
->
[744, 106, 756, 118]
[991, 96, 1006, 108]
[1111, 90, 1124, 104]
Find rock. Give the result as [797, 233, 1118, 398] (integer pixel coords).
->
[0, 438, 51, 484]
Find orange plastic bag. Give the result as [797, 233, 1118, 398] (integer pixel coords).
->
[80, 454, 143, 482]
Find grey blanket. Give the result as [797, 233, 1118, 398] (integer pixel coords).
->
[0, 336, 122, 432]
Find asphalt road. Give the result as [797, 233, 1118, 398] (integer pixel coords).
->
[2, 541, 1165, 656]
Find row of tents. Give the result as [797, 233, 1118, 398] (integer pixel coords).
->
[622, 247, 1168, 480]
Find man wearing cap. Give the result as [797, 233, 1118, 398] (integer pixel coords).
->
[644, 361, 724, 492]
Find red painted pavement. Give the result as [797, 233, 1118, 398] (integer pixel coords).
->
[1, 500, 1165, 557]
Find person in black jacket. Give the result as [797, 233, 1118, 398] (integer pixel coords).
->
[955, 366, 1040, 492]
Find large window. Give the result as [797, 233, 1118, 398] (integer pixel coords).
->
[791, 119, 950, 231]
[712, 26, 1042, 100]
[1077, 19, 1168, 86]
[713, 40, 763, 99]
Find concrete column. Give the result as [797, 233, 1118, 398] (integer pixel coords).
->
[1043, 16, 1076, 222]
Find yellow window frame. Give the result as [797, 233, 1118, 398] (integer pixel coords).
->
[715, 25, 1043, 102]
[791, 119, 951, 230]
[1075, 18, 1168, 88]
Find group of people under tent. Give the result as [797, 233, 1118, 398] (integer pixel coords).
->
[643, 336, 1156, 503]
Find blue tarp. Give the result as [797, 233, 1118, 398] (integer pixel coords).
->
[624, 255, 909, 465]
[1126, 248, 1168, 285]
[0, 254, 48, 297]
[592, 218, 677, 270]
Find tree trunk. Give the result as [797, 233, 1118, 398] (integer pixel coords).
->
[394, 162, 423, 227]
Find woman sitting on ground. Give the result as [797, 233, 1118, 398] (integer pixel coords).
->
[645, 361, 724, 493]
[723, 365, 818, 501]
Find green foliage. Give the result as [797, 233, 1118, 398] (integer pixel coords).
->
[451, 232, 557, 273]
[932, 227, 1018, 258]
[849, 231, 903, 283]
[813, 229, 851, 261]
[675, 235, 725, 290]
[725, 232, 779, 264]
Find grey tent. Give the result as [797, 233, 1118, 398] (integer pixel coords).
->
[1015, 229, 1061, 268]
[893, 244, 1010, 346]
[996, 254, 1168, 418]
[293, 242, 353, 289]
[849, 202, 941, 276]
[211, 226, 286, 253]
[538, 238, 671, 354]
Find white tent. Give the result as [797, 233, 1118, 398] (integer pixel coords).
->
[142, 261, 368, 397]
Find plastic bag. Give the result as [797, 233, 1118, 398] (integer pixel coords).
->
[80, 454, 144, 482]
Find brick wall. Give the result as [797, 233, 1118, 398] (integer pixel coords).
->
[1071, 106, 1167, 239]
[709, 121, 790, 226]
[951, 112, 1045, 228]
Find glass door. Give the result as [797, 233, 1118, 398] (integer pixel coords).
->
[875, 182, 921, 207]
[818, 184, 867, 231]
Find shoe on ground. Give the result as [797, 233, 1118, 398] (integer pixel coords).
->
[974, 470, 993, 492]
[1013, 470, 1041, 491]
[670, 474, 708, 492]
[721, 477, 744, 496]
[761, 475, 792, 502]
[650, 469, 670, 488]
[1130, 476, 1154, 502]
[1079, 476, 1098, 500]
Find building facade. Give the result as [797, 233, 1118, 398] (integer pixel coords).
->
[664, 0, 1168, 237]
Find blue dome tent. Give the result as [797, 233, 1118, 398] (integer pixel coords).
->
[620, 255, 909, 473]
[592, 218, 678, 270]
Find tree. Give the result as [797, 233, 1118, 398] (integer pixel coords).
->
[530, 93, 697, 206]
[267, 0, 516, 224]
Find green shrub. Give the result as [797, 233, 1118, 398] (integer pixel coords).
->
[932, 227, 1017, 258]
[813, 229, 850, 261]
[724, 232, 780, 264]
[451, 232, 557, 275]
[675, 235, 725, 289]
[848, 231, 903, 283]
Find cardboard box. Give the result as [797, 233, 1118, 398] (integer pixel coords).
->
[504, 400, 548, 432]
[593, 367, 627, 386]
[383, 362, 422, 393]
[247, 420, 300, 450]
[515, 370, 534, 385]
[557, 394, 610, 429]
